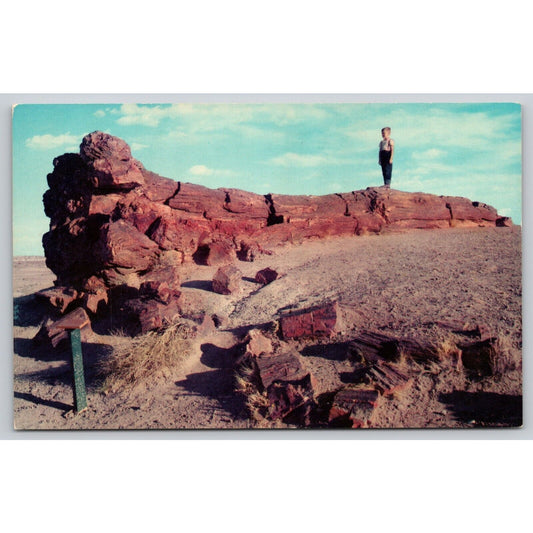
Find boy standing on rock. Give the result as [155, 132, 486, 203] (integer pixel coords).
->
[378, 127, 394, 188]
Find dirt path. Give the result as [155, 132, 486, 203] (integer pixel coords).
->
[13, 226, 522, 430]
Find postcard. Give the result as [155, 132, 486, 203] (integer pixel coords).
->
[12, 102, 522, 429]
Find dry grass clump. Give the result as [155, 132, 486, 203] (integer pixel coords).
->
[100, 321, 193, 393]
[435, 336, 462, 368]
[234, 360, 274, 427]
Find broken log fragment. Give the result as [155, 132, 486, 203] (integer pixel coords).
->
[328, 388, 380, 428]
[279, 301, 343, 340]
[33, 307, 92, 349]
[459, 338, 497, 376]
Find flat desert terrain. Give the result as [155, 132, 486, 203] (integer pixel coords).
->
[13, 226, 522, 430]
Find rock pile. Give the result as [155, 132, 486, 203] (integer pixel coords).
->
[40, 131, 512, 334]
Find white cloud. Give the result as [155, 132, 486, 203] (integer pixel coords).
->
[25, 133, 80, 151]
[116, 104, 170, 127]
[189, 164, 214, 176]
[271, 152, 327, 167]
[93, 109, 106, 118]
[130, 142, 148, 151]
[188, 165, 236, 178]
[114, 103, 333, 131]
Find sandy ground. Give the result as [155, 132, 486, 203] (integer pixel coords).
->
[13, 226, 522, 430]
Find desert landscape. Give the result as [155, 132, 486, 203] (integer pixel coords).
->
[13, 132, 522, 430]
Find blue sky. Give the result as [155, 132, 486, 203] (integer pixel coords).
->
[12, 103, 522, 256]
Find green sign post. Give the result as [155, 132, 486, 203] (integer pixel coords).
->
[69, 328, 87, 412]
[55, 308, 90, 413]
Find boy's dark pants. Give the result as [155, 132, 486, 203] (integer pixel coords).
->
[379, 150, 392, 186]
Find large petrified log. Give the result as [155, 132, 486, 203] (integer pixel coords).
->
[41, 131, 512, 332]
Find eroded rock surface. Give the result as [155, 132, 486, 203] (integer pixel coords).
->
[41, 131, 512, 334]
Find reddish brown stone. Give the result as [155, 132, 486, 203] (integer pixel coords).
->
[35, 287, 80, 314]
[80, 289, 109, 315]
[459, 339, 497, 376]
[245, 329, 274, 357]
[88, 194, 122, 216]
[496, 217, 513, 227]
[195, 241, 237, 266]
[121, 298, 181, 336]
[212, 265, 242, 295]
[255, 267, 279, 285]
[255, 351, 310, 389]
[237, 241, 263, 262]
[139, 280, 180, 305]
[280, 301, 343, 340]
[80, 131, 145, 190]
[94, 220, 159, 271]
[40, 132, 510, 337]
[253, 351, 316, 423]
[329, 388, 379, 428]
[362, 362, 412, 396]
[443, 196, 499, 224]
[33, 308, 92, 349]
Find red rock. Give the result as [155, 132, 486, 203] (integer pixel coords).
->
[35, 287, 80, 314]
[94, 220, 159, 271]
[40, 132, 510, 337]
[80, 131, 145, 190]
[443, 196, 499, 224]
[496, 217, 513, 227]
[237, 240, 262, 262]
[254, 351, 316, 423]
[115, 195, 173, 235]
[121, 298, 181, 336]
[329, 388, 379, 428]
[459, 339, 497, 376]
[255, 351, 310, 389]
[142, 170, 180, 203]
[212, 265, 242, 295]
[88, 194, 122, 216]
[222, 188, 270, 219]
[280, 301, 343, 340]
[255, 267, 279, 285]
[33, 308, 92, 349]
[245, 329, 274, 357]
[168, 182, 227, 218]
[139, 277, 181, 305]
[362, 362, 412, 396]
[81, 289, 109, 315]
[194, 240, 237, 266]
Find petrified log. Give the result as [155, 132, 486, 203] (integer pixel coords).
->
[40, 131, 512, 334]
[352, 362, 412, 396]
[458, 338, 498, 376]
[33, 308, 92, 349]
[212, 265, 242, 295]
[255, 351, 316, 424]
[348, 330, 439, 364]
[255, 267, 279, 285]
[328, 389, 380, 428]
[279, 301, 343, 340]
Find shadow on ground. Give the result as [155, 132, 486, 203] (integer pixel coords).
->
[438, 391, 522, 427]
[300, 342, 352, 361]
[174, 342, 247, 420]
[181, 280, 213, 292]
[14, 391, 72, 412]
[15, 340, 114, 390]
[13, 293, 55, 328]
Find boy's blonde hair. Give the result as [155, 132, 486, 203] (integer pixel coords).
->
[381, 127, 391, 134]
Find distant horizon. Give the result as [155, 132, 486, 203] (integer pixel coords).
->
[13, 103, 522, 256]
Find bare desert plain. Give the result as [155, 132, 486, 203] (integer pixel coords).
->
[13, 225, 522, 430]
